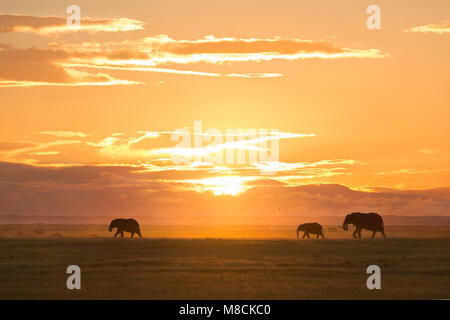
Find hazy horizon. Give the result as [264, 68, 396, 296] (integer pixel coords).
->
[1, 213, 450, 227]
[1, 1, 449, 224]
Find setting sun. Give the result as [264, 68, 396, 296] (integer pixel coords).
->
[188, 176, 253, 196]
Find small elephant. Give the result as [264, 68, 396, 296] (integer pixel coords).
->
[109, 218, 142, 238]
[297, 223, 325, 239]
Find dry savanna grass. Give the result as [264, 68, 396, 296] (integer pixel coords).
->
[0, 225, 449, 299]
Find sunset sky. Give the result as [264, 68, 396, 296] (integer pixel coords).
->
[0, 0, 449, 223]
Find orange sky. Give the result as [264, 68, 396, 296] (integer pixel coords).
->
[0, 0, 449, 222]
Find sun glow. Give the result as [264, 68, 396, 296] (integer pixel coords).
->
[188, 176, 254, 196]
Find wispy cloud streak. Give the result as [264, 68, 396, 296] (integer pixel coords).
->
[0, 14, 145, 34]
[405, 22, 450, 34]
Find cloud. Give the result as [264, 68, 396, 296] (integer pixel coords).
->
[86, 130, 315, 163]
[0, 140, 82, 162]
[225, 73, 283, 78]
[374, 167, 450, 191]
[55, 34, 386, 67]
[0, 141, 35, 151]
[29, 151, 60, 156]
[156, 35, 386, 61]
[53, 35, 385, 80]
[0, 46, 141, 87]
[0, 14, 145, 34]
[405, 22, 450, 34]
[0, 131, 359, 186]
[377, 168, 450, 175]
[40, 131, 90, 138]
[63, 63, 283, 79]
[0, 161, 448, 222]
[0, 34, 386, 87]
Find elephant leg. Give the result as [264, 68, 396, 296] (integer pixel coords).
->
[320, 232, 325, 239]
[303, 232, 307, 239]
[114, 231, 120, 238]
[306, 232, 310, 239]
[357, 228, 362, 239]
[372, 231, 376, 238]
[138, 231, 142, 238]
[352, 229, 358, 239]
[120, 231, 124, 238]
[381, 230, 386, 238]
[131, 233, 134, 238]
[316, 234, 319, 239]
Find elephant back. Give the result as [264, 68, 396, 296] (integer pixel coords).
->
[355, 212, 384, 231]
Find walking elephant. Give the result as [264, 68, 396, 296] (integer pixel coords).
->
[343, 212, 386, 239]
[109, 218, 142, 238]
[297, 223, 325, 239]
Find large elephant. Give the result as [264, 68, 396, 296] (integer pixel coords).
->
[343, 212, 386, 239]
[297, 223, 325, 239]
[109, 218, 142, 238]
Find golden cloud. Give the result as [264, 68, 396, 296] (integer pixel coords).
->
[40, 131, 90, 138]
[0, 34, 386, 87]
[55, 35, 386, 67]
[0, 46, 141, 87]
[0, 14, 145, 34]
[405, 22, 450, 34]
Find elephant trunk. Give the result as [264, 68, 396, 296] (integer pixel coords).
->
[343, 215, 350, 231]
[297, 227, 302, 239]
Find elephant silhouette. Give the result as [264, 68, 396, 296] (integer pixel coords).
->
[343, 212, 386, 238]
[109, 218, 142, 238]
[297, 223, 325, 239]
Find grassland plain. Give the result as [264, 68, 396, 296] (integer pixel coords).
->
[0, 225, 449, 299]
